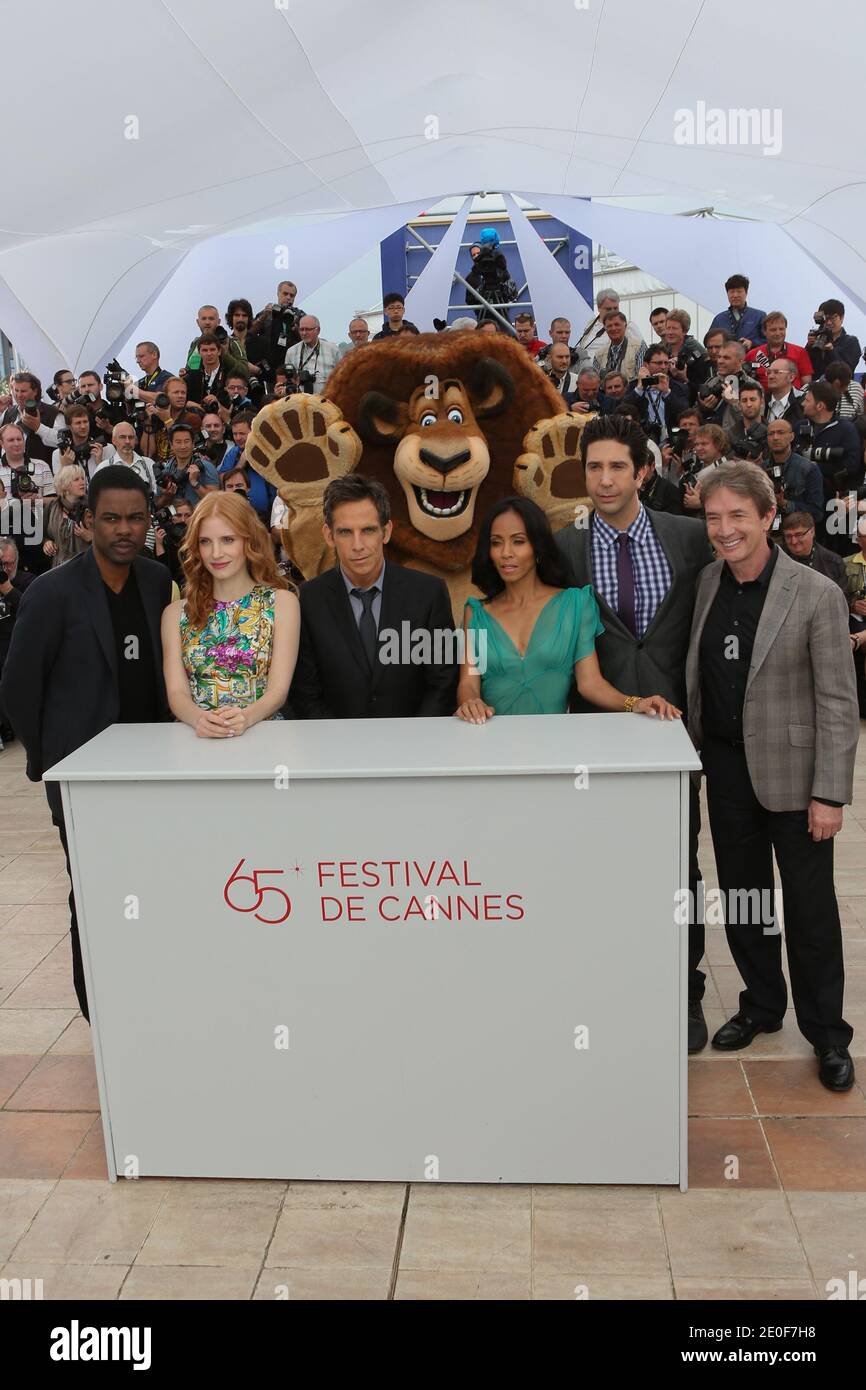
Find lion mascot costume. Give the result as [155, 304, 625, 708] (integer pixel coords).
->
[244, 331, 592, 609]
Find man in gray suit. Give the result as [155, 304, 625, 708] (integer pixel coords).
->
[687, 462, 858, 1091]
[555, 414, 714, 1050]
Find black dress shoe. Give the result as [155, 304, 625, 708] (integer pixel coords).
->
[688, 999, 708, 1053]
[711, 1012, 783, 1051]
[814, 1046, 855, 1092]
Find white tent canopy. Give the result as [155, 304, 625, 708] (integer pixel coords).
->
[5, 0, 866, 378]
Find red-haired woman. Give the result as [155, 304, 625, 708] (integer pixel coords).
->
[161, 492, 300, 738]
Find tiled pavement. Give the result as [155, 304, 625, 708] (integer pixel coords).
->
[1, 737, 866, 1300]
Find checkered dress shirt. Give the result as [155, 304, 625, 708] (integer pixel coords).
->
[590, 504, 672, 638]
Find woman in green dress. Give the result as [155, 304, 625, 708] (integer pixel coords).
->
[162, 491, 300, 737]
[456, 496, 679, 723]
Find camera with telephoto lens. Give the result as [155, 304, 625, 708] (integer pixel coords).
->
[699, 359, 761, 401]
[735, 435, 766, 464]
[810, 311, 832, 350]
[668, 425, 690, 454]
[811, 445, 846, 465]
[102, 359, 129, 425]
[285, 364, 316, 395]
[153, 503, 187, 545]
[675, 346, 704, 371]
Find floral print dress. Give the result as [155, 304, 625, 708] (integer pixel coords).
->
[180, 585, 278, 713]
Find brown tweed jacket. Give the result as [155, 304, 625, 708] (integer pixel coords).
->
[686, 545, 859, 810]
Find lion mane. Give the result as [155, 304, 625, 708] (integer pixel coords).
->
[323, 332, 567, 572]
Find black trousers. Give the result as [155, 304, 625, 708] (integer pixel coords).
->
[44, 782, 89, 1023]
[702, 737, 851, 1049]
[687, 779, 706, 1002]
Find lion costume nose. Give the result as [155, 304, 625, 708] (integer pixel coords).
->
[419, 446, 471, 474]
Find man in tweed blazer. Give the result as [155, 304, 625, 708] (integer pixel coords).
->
[686, 463, 859, 1090]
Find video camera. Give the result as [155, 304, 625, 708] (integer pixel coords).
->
[810, 311, 832, 351]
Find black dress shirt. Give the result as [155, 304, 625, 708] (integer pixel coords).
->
[103, 569, 160, 723]
[699, 544, 777, 742]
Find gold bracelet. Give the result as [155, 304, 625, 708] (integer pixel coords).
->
[624, 695, 640, 713]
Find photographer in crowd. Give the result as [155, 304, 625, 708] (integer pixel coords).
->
[250, 281, 305, 370]
[537, 317, 586, 368]
[74, 371, 115, 443]
[51, 403, 106, 481]
[464, 228, 517, 323]
[92, 419, 157, 493]
[225, 297, 264, 379]
[825, 361, 865, 420]
[543, 341, 581, 402]
[186, 332, 249, 407]
[152, 495, 194, 588]
[593, 310, 644, 381]
[626, 343, 688, 440]
[187, 305, 227, 358]
[200, 411, 230, 467]
[762, 418, 824, 531]
[725, 380, 768, 461]
[764, 358, 805, 429]
[844, 516, 866, 716]
[161, 423, 220, 506]
[133, 341, 173, 402]
[284, 315, 341, 393]
[802, 381, 863, 519]
[373, 292, 419, 339]
[696, 339, 756, 425]
[48, 369, 77, 412]
[781, 510, 847, 591]
[216, 411, 276, 525]
[345, 317, 371, 350]
[569, 366, 604, 415]
[662, 308, 711, 401]
[42, 464, 92, 567]
[682, 424, 729, 513]
[707, 273, 766, 348]
[513, 313, 546, 357]
[140, 377, 193, 465]
[745, 311, 812, 390]
[1, 372, 60, 464]
[807, 299, 862, 377]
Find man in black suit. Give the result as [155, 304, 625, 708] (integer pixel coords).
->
[0, 467, 172, 1020]
[554, 414, 714, 1051]
[291, 475, 457, 718]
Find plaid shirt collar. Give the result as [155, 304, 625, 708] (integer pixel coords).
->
[592, 503, 650, 549]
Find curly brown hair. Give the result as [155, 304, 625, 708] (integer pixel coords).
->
[179, 492, 292, 628]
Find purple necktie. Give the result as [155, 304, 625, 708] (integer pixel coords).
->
[616, 533, 637, 636]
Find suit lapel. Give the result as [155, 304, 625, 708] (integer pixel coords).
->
[133, 558, 167, 692]
[641, 513, 678, 640]
[324, 568, 371, 681]
[80, 549, 118, 680]
[687, 560, 723, 708]
[746, 551, 799, 692]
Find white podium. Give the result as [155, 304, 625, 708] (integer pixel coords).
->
[45, 715, 700, 1187]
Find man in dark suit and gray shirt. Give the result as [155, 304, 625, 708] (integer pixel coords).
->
[1, 467, 172, 1020]
[290, 475, 457, 719]
[555, 414, 714, 1050]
